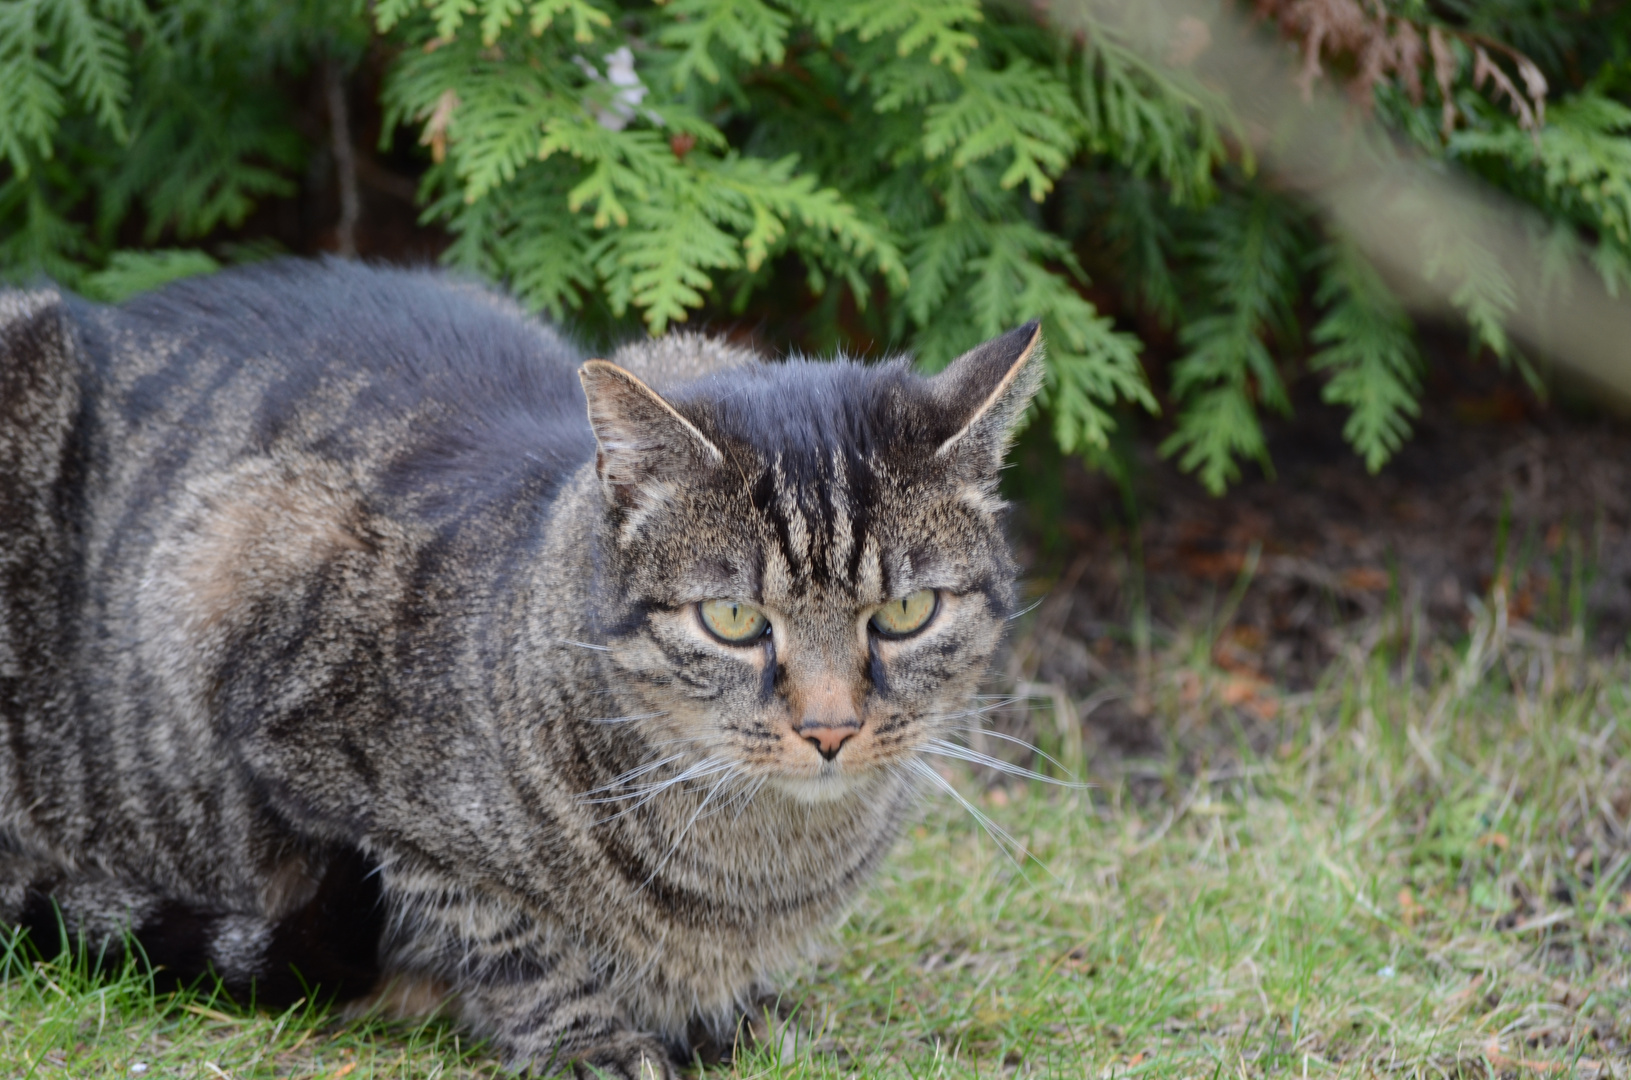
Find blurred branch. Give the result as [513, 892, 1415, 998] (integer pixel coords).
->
[324, 57, 360, 258]
[1042, 0, 1631, 405]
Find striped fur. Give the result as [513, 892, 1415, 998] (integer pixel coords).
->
[0, 261, 1040, 1076]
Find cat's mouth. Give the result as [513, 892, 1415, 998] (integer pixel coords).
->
[769, 766, 864, 804]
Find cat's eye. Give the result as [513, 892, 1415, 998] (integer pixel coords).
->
[870, 589, 938, 638]
[699, 599, 770, 644]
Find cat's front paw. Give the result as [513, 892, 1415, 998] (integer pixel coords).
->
[510, 1031, 675, 1080]
[568, 1032, 675, 1080]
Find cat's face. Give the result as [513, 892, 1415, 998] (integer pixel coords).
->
[581, 324, 1040, 802]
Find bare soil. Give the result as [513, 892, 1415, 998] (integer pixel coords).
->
[1001, 332, 1631, 771]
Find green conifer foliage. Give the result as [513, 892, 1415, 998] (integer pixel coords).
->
[4, 0, 1629, 491]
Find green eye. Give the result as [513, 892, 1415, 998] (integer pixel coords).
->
[699, 599, 770, 644]
[870, 589, 938, 638]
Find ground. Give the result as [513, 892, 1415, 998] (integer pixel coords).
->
[8, 659, 1630, 1078]
[4, 347, 1630, 1079]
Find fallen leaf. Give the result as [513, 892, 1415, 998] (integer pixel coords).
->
[1341, 566, 1390, 592]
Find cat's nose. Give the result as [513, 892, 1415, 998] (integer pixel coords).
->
[792, 673, 863, 760]
[799, 723, 858, 761]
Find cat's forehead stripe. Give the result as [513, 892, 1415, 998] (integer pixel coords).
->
[825, 450, 854, 583]
[751, 448, 879, 599]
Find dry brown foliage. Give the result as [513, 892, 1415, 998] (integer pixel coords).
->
[1254, 0, 1548, 136]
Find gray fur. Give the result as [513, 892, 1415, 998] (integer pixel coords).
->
[0, 260, 1040, 1076]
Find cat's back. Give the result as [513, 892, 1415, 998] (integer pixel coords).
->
[79, 260, 594, 495]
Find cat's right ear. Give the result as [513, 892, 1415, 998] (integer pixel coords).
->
[579, 360, 724, 507]
[929, 321, 1043, 478]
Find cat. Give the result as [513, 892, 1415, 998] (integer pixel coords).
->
[0, 259, 1040, 1077]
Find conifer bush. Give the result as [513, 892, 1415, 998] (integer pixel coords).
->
[4, 0, 1629, 490]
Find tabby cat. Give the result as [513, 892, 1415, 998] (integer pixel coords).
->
[0, 260, 1040, 1077]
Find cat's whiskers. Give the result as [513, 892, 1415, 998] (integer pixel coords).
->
[917, 696, 1082, 778]
[585, 756, 740, 825]
[918, 738, 1086, 788]
[966, 725, 1071, 763]
[903, 758, 1049, 877]
[581, 752, 688, 797]
[558, 638, 611, 652]
[696, 772, 768, 823]
[638, 770, 738, 890]
[727, 775, 769, 820]
[921, 697, 1032, 727]
[587, 711, 668, 725]
[1006, 597, 1045, 621]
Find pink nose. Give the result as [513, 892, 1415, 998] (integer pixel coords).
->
[800, 725, 858, 761]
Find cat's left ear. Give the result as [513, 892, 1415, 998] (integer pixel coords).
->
[930, 320, 1044, 476]
[579, 360, 723, 507]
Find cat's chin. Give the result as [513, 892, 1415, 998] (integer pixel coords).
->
[767, 771, 863, 804]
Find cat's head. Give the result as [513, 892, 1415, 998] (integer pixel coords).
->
[580, 324, 1040, 803]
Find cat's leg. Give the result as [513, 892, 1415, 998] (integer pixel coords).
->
[0, 841, 69, 946]
[382, 868, 676, 1080]
[0, 845, 196, 976]
[0, 842, 168, 968]
[0, 838, 382, 1007]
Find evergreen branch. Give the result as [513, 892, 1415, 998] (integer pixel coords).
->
[49, 0, 131, 141]
[869, 52, 963, 113]
[1161, 191, 1305, 492]
[452, 72, 570, 203]
[1037, 291, 1153, 455]
[529, 0, 612, 42]
[431, 0, 479, 42]
[1310, 242, 1423, 473]
[374, 0, 419, 33]
[0, 172, 89, 284]
[905, 219, 985, 326]
[876, 0, 980, 70]
[540, 120, 678, 227]
[904, 215, 1149, 449]
[597, 192, 744, 331]
[1159, 384, 1269, 495]
[1417, 208, 1517, 361]
[0, 0, 66, 176]
[962, 221, 1074, 338]
[1076, 31, 1232, 202]
[923, 61, 1082, 200]
[438, 162, 599, 320]
[658, 0, 790, 89]
[504, 188, 598, 317]
[11, 0, 1622, 494]
[794, 0, 982, 72]
[1452, 94, 1631, 246]
[1096, 174, 1180, 325]
[81, 248, 220, 303]
[479, 0, 525, 44]
[105, 56, 304, 241]
[1590, 237, 1631, 299]
[700, 154, 905, 283]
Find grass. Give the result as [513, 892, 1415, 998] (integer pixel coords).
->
[4, 622, 1629, 1079]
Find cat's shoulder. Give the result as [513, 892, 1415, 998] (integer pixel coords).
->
[1, 284, 75, 367]
[1, 284, 83, 443]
